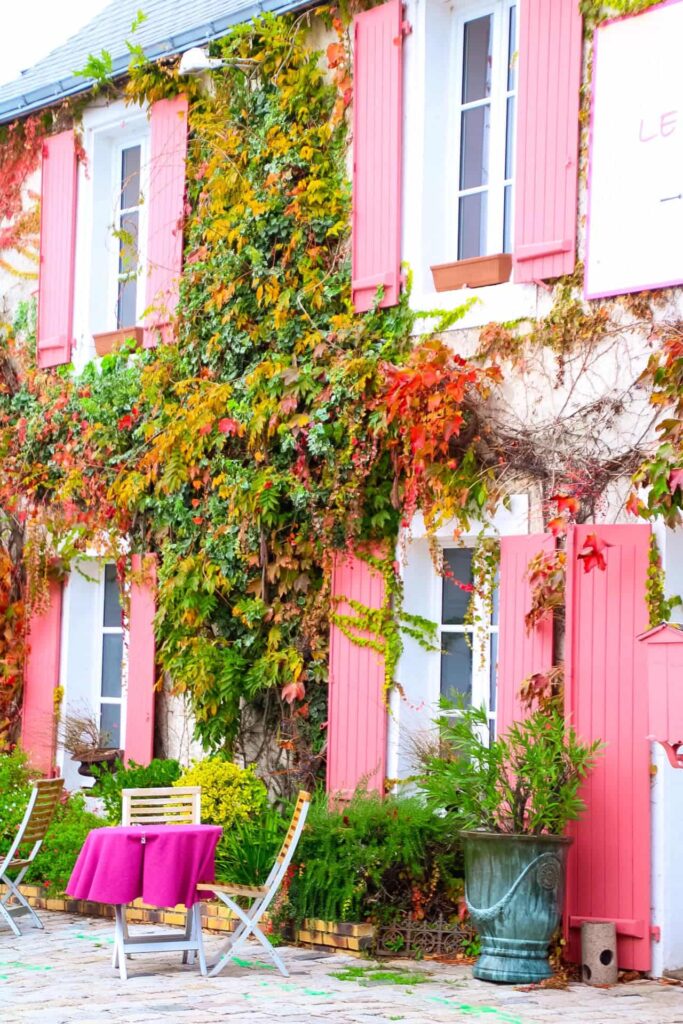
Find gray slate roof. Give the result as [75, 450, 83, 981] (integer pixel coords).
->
[0, 0, 310, 124]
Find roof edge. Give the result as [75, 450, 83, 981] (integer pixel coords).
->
[0, 0, 315, 125]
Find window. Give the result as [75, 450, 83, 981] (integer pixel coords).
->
[440, 548, 499, 732]
[99, 564, 124, 749]
[81, 105, 149, 343]
[454, 1, 517, 260]
[116, 145, 142, 329]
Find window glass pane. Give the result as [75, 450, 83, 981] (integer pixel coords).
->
[100, 703, 122, 749]
[507, 6, 517, 92]
[462, 16, 492, 103]
[489, 631, 498, 711]
[117, 277, 137, 329]
[118, 211, 139, 275]
[491, 569, 500, 626]
[503, 185, 512, 254]
[121, 145, 141, 210]
[101, 633, 123, 698]
[442, 549, 473, 624]
[441, 633, 472, 703]
[458, 191, 487, 260]
[505, 96, 515, 181]
[460, 106, 490, 191]
[103, 564, 122, 628]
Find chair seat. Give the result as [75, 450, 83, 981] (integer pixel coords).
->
[8, 858, 32, 870]
[196, 882, 267, 898]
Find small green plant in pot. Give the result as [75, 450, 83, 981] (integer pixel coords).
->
[419, 704, 602, 984]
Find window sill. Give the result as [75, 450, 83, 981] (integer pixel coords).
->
[430, 253, 512, 292]
[93, 327, 144, 357]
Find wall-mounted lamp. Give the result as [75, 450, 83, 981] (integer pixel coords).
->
[178, 47, 257, 76]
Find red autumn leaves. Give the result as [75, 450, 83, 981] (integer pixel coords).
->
[546, 494, 579, 537]
[546, 494, 609, 574]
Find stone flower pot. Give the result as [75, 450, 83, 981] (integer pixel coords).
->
[72, 748, 123, 781]
[460, 830, 572, 984]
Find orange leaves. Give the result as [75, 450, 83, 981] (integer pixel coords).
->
[525, 548, 565, 632]
[551, 494, 579, 516]
[378, 339, 500, 528]
[326, 42, 345, 69]
[546, 494, 580, 537]
[217, 417, 240, 436]
[282, 680, 306, 704]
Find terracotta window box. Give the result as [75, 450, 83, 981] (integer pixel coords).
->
[430, 253, 512, 292]
[93, 326, 144, 357]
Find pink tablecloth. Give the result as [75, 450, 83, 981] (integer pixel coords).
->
[66, 825, 222, 908]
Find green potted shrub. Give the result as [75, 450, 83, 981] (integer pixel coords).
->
[419, 704, 602, 984]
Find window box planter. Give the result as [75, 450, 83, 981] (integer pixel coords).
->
[93, 326, 144, 357]
[430, 253, 512, 292]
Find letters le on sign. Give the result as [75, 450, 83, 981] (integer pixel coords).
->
[585, 0, 683, 299]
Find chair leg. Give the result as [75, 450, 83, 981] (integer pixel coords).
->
[193, 904, 207, 977]
[0, 899, 21, 938]
[250, 920, 289, 978]
[114, 906, 128, 981]
[182, 907, 194, 965]
[1, 875, 43, 931]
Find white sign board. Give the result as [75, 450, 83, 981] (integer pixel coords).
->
[586, 1, 683, 298]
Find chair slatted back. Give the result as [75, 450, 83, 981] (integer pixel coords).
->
[121, 786, 201, 826]
[14, 778, 64, 858]
[275, 790, 311, 864]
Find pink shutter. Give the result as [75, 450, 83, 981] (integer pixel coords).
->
[125, 554, 157, 765]
[351, 0, 403, 313]
[496, 534, 555, 735]
[564, 524, 651, 971]
[22, 582, 62, 775]
[37, 131, 78, 368]
[327, 554, 388, 798]
[513, 0, 583, 283]
[144, 96, 188, 348]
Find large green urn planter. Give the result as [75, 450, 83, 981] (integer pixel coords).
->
[461, 831, 572, 984]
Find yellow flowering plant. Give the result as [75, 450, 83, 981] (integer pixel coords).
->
[174, 758, 267, 829]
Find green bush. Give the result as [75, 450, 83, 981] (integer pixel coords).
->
[419, 704, 602, 835]
[0, 749, 32, 842]
[215, 802, 288, 886]
[279, 790, 463, 925]
[93, 757, 182, 824]
[0, 751, 103, 894]
[174, 758, 268, 830]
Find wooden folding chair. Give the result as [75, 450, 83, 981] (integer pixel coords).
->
[121, 786, 201, 825]
[0, 777, 64, 936]
[114, 785, 203, 978]
[197, 790, 311, 977]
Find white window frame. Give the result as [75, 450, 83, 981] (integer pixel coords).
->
[95, 563, 126, 752]
[110, 138, 147, 330]
[433, 544, 498, 733]
[73, 101, 150, 366]
[449, 0, 518, 260]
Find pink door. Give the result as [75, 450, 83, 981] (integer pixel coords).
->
[564, 524, 652, 971]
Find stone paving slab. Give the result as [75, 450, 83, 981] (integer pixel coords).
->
[1, 912, 682, 1024]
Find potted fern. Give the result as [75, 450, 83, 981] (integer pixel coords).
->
[419, 704, 602, 984]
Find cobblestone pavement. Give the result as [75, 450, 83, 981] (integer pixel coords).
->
[1, 912, 683, 1024]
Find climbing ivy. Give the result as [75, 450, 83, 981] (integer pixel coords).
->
[646, 534, 682, 628]
[0, 14, 497, 770]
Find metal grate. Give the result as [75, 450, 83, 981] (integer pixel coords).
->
[374, 914, 478, 958]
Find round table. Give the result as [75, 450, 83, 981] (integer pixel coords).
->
[67, 824, 222, 979]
